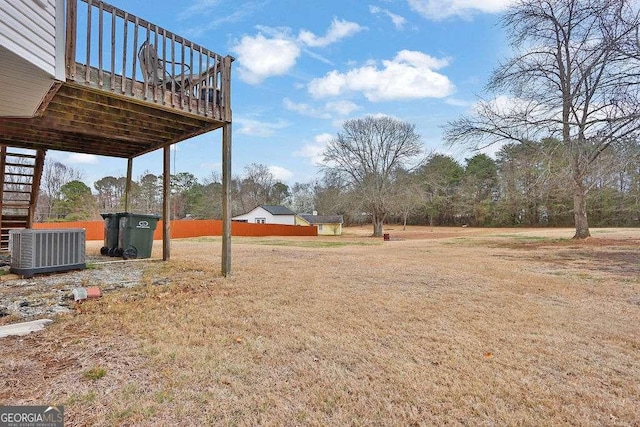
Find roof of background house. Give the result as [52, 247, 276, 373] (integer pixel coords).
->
[260, 205, 296, 215]
[298, 214, 344, 224]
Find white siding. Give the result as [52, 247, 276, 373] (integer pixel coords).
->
[0, 46, 54, 117]
[0, 0, 58, 117]
[232, 207, 296, 225]
[0, 0, 57, 76]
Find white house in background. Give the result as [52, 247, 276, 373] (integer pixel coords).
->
[232, 205, 296, 225]
[0, 0, 65, 117]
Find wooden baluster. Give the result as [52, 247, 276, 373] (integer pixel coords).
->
[188, 42, 194, 112]
[180, 41, 185, 108]
[162, 29, 167, 105]
[197, 47, 203, 115]
[153, 27, 159, 103]
[143, 24, 149, 101]
[85, 0, 92, 83]
[121, 12, 128, 94]
[171, 34, 176, 108]
[131, 16, 139, 97]
[65, 0, 77, 81]
[98, 2, 103, 87]
[110, 9, 115, 91]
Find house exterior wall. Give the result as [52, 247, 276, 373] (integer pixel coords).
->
[0, 0, 62, 117]
[296, 215, 343, 235]
[232, 206, 295, 225]
[295, 216, 310, 226]
[0, 0, 58, 76]
[317, 223, 342, 236]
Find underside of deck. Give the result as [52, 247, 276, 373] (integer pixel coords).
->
[0, 81, 225, 159]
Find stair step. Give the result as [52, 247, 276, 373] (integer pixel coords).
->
[6, 153, 37, 159]
[1, 147, 43, 234]
[4, 190, 31, 194]
[2, 227, 27, 231]
[4, 162, 35, 168]
[5, 172, 34, 177]
[1, 215, 28, 220]
[2, 205, 31, 209]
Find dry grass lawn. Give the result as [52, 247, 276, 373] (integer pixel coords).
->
[1, 226, 640, 426]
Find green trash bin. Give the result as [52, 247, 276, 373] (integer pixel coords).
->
[100, 213, 125, 256]
[117, 213, 160, 259]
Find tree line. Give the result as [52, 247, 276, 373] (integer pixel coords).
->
[34, 132, 640, 232]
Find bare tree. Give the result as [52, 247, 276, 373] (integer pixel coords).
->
[391, 168, 424, 230]
[445, 0, 640, 238]
[322, 116, 422, 236]
[38, 160, 83, 220]
[94, 176, 126, 211]
[241, 163, 275, 209]
[134, 172, 162, 214]
[289, 182, 315, 213]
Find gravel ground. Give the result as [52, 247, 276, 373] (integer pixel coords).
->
[0, 255, 151, 323]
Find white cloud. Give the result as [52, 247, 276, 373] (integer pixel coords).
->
[231, 33, 301, 84]
[67, 153, 98, 164]
[236, 117, 290, 137]
[407, 0, 513, 20]
[325, 100, 360, 116]
[200, 161, 222, 170]
[283, 98, 360, 118]
[294, 133, 334, 166]
[179, 0, 219, 20]
[307, 50, 454, 101]
[232, 18, 363, 84]
[283, 98, 331, 119]
[298, 18, 365, 47]
[268, 165, 294, 182]
[445, 97, 474, 107]
[369, 5, 407, 30]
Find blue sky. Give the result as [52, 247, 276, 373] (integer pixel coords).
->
[53, 0, 512, 188]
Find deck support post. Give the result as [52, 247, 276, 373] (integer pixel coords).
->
[222, 123, 232, 276]
[124, 157, 132, 212]
[163, 145, 171, 260]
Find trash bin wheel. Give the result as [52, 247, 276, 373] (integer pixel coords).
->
[123, 247, 138, 260]
[100, 246, 109, 256]
[108, 247, 117, 257]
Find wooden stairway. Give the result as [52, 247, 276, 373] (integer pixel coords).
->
[0, 146, 46, 251]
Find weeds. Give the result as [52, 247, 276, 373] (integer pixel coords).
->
[83, 367, 107, 381]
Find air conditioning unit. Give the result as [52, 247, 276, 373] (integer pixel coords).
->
[10, 229, 86, 277]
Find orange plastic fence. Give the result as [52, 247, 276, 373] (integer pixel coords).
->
[33, 219, 317, 240]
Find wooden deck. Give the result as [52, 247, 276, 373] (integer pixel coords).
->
[0, 0, 234, 273]
[0, 0, 232, 159]
[0, 81, 226, 158]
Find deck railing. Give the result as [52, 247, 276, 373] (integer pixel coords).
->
[64, 0, 232, 121]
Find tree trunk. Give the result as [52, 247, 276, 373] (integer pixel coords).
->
[403, 212, 408, 231]
[372, 213, 384, 237]
[572, 179, 590, 239]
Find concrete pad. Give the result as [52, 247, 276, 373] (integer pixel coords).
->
[0, 319, 53, 338]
